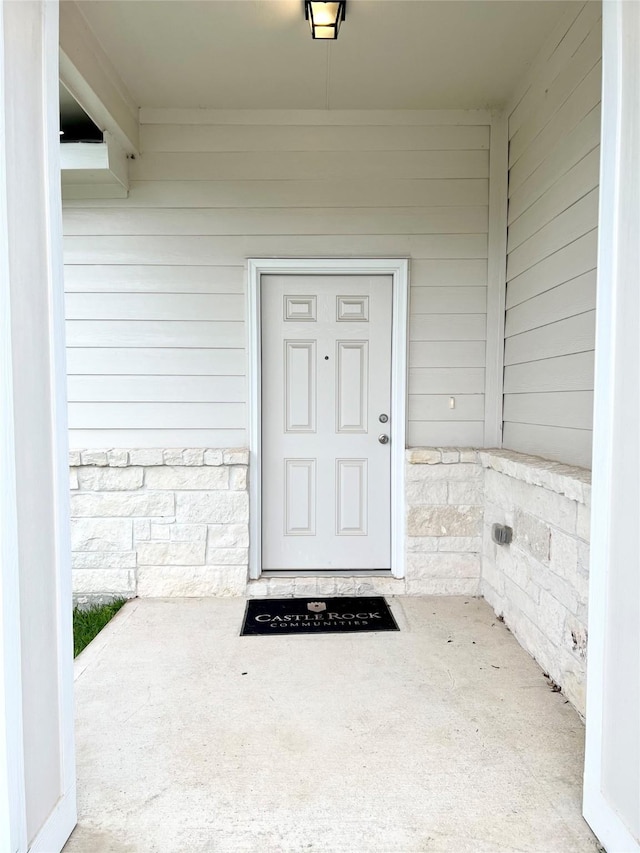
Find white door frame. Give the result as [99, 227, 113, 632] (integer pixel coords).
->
[247, 258, 409, 580]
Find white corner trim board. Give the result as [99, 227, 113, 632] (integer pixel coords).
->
[484, 110, 508, 448]
[247, 258, 409, 580]
[583, 2, 640, 851]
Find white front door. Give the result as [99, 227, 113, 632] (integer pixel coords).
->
[261, 275, 392, 571]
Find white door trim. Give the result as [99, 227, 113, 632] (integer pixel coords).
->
[248, 258, 409, 580]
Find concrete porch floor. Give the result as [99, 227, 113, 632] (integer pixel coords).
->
[64, 597, 598, 853]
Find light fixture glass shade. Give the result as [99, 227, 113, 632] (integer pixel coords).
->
[305, 1, 346, 40]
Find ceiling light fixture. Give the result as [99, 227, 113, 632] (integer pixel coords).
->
[304, 1, 346, 40]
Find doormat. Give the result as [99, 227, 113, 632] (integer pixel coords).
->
[241, 596, 399, 636]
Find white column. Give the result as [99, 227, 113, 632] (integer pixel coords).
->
[583, 2, 640, 851]
[0, 2, 76, 851]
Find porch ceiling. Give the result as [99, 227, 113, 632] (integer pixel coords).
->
[72, 0, 573, 111]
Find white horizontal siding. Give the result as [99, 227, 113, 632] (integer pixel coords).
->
[65, 178, 487, 209]
[129, 150, 489, 182]
[503, 352, 595, 394]
[139, 123, 491, 153]
[67, 376, 246, 403]
[63, 112, 490, 448]
[66, 348, 245, 376]
[503, 3, 601, 468]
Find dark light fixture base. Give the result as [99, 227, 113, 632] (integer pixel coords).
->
[304, 1, 346, 40]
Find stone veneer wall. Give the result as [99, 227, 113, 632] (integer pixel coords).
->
[478, 450, 591, 715]
[69, 445, 591, 713]
[69, 448, 249, 602]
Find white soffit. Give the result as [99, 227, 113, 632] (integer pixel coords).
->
[74, 0, 575, 110]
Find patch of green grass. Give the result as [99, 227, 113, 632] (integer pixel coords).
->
[73, 599, 127, 657]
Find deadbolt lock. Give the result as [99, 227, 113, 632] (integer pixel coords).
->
[379, 413, 389, 423]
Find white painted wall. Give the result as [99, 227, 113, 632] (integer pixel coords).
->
[62, 110, 491, 449]
[503, 2, 601, 469]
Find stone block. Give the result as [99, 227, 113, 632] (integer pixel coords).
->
[229, 467, 248, 491]
[72, 551, 137, 569]
[334, 578, 356, 595]
[483, 499, 514, 529]
[485, 470, 577, 534]
[182, 449, 204, 466]
[459, 449, 478, 464]
[137, 566, 246, 597]
[204, 547, 248, 566]
[176, 491, 248, 524]
[133, 519, 151, 541]
[437, 536, 482, 553]
[293, 578, 318, 596]
[405, 577, 480, 596]
[316, 578, 337, 596]
[69, 469, 79, 490]
[407, 505, 482, 537]
[265, 578, 295, 597]
[406, 462, 482, 482]
[224, 449, 249, 465]
[577, 540, 590, 576]
[481, 555, 505, 598]
[137, 542, 206, 566]
[496, 545, 541, 603]
[149, 523, 171, 540]
[438, 449, 460, 463]
[447, 481, 483, 505]
[77, 467, 144, 492]
[73, 569, 135, 595]
[537, 588, 568, 646]
[405, 480, 448, 506]
[406, 449, 441, 464]
[536, 564, 579, 615]
[81, 450, 108, 467]
[550, 529, 579, 583]
[368, 578, 406, 596]
[207, 524, 249, 548]
[145, 465, 229, 491]
[129, 449, 164, 466]
[407, 552, 481, 579]
[563, 613, 588, 661]
[505, 607, 558, 679]
[559, 662, 586, 718]
[482, 523, 497, 561]
[204, 449, 223, 466]
[69, 450, 81, 467]
[522, 487, 577, 535]
[169, 523, 207, 542]
[514, 509, 551, 564]
[107, 450, 129, 467]
[71, 491, 175, 518]
[247, 580, 269, 598]
[502, 577, 542, 625]
[406, 536, 439, 552]
[71, 518, 132, 552]
[163, 449, 185, 465]
[576, 503, 591, 541]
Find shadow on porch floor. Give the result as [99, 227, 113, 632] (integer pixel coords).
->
[64, 597, 598, 853]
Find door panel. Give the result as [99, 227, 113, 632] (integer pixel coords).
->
[262, 275, 392, 571]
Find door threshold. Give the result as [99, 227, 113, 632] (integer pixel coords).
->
[261, 570, 393, 578]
